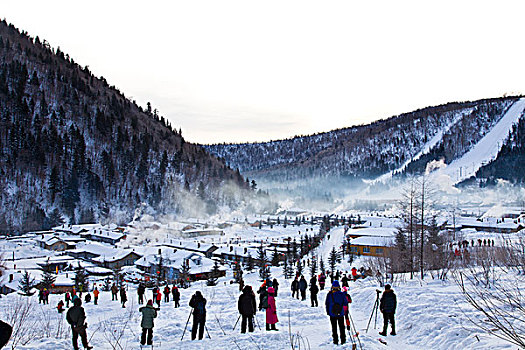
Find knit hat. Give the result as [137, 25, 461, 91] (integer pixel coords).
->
[332, 280, 340, 288]
[342, 286, 348, 292]
[147, 299, 153, 306]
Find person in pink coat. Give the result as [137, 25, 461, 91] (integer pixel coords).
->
[266, 287, 278, 331]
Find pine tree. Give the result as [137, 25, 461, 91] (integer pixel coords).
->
[246, 253, 255, 272]
[271, 246, 280, 266]
[320, 257, 326, 275]
[207, 261, 221, 286]
[40, 262, 56, 290]
[257, 242, 270, 280]
[328, 247, 339, 277]
[180, 259, 191, 288]
[296, 259, 303, 277]
[74, 264, 89, 292]
[18, 271, 35, 296]
[310, 258, 318, 279]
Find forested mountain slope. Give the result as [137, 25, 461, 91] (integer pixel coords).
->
[0, 20, 250, 233]
[206, 97, 520, 182]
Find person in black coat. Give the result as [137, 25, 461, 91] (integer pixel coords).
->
[189, 291, 207, 340]
[379, 284, 397, 336]
[0, 320, 12, 350]
[310, 280, 319, 307]
[66, 298, 93, 350]
[238, 285, 257, 333]
[272, 279, 279, 297]
[137, 283, 145, 304]
[298, 276, 307, 301]
[291, 277, 299, 299]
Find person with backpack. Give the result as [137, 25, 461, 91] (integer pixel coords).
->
[0, 320, 13, 350]
[120, 286, 127, 308]
[257, 281, 268, 311]
[172, 285, 180, 308]
[163, 285, 170, 302]
[137, 283, 145, 304]
[66, 298, 93, 350]
[379, 284, 397, 336]
[238, 285, 257, 333]
[291, 277, 299, 299]
[342, 286, 353, 330]
[298, 275, 307, 301]
[325, 281, 348, 345]
[139, 300, 158, 346]
[189, 291, 207, 340]
[265, 287, 278, 331]
[310, 279, 319, 307]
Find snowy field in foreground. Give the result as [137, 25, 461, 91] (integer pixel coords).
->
[0, 226, 519, 350]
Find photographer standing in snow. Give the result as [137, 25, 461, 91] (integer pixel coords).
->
[66, 298, 93, 350]
[379, 284, 397, 336]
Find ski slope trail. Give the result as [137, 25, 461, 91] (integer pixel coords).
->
[432, 98, 525, 183]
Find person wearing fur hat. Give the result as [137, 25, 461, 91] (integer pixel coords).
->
[325, 281, 348, 345]
[265, 287, 279, 331]
[379, 284, 397, 336]
[139, 300, 158, 346]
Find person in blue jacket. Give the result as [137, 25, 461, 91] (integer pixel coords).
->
[325, 280, 349, 345]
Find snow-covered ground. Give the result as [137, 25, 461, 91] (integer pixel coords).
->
[0, 222, 520, 350]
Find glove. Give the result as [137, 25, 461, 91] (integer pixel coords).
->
[346, 325, 350, 330]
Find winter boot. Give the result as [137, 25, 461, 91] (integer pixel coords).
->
[379, 331, 387, 336]
[271, 324, 278, 331]
[266, 323, 270, 331]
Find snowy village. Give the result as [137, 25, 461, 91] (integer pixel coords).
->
[1, 204, 524, 349]
[2, 2, 525, 350]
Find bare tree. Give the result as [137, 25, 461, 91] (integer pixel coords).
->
[454, 270, 525, 348]
[2, 296, 38, 349]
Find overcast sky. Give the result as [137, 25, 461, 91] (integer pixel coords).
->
[3, 1, 525, 143]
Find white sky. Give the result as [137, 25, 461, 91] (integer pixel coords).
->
[3, 1, 525, 143]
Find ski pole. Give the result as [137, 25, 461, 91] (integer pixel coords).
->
[232, 315, 241, 331]
[205, 324, 212, 339]
[181, 309, 193, 341]
[254, 314, 261, 330]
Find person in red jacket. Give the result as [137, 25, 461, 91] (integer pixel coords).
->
[163, 285, 170, 302]
[351, 267, 358, 280]
[155, 289, 162, 308]
[266, 287, 278, 331]
[93, 287, 100, 305]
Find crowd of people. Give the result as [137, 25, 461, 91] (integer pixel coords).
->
[22, 264, 396, 349]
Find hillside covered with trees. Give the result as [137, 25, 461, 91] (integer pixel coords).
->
[0, 20, 253, 233]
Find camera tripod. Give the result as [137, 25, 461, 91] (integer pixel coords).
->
[365, 289, 381, 333]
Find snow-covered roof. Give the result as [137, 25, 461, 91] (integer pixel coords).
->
[349, 236, 394, 247]
[347, 227, 396, 237]
[84, 229, 126, 241]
